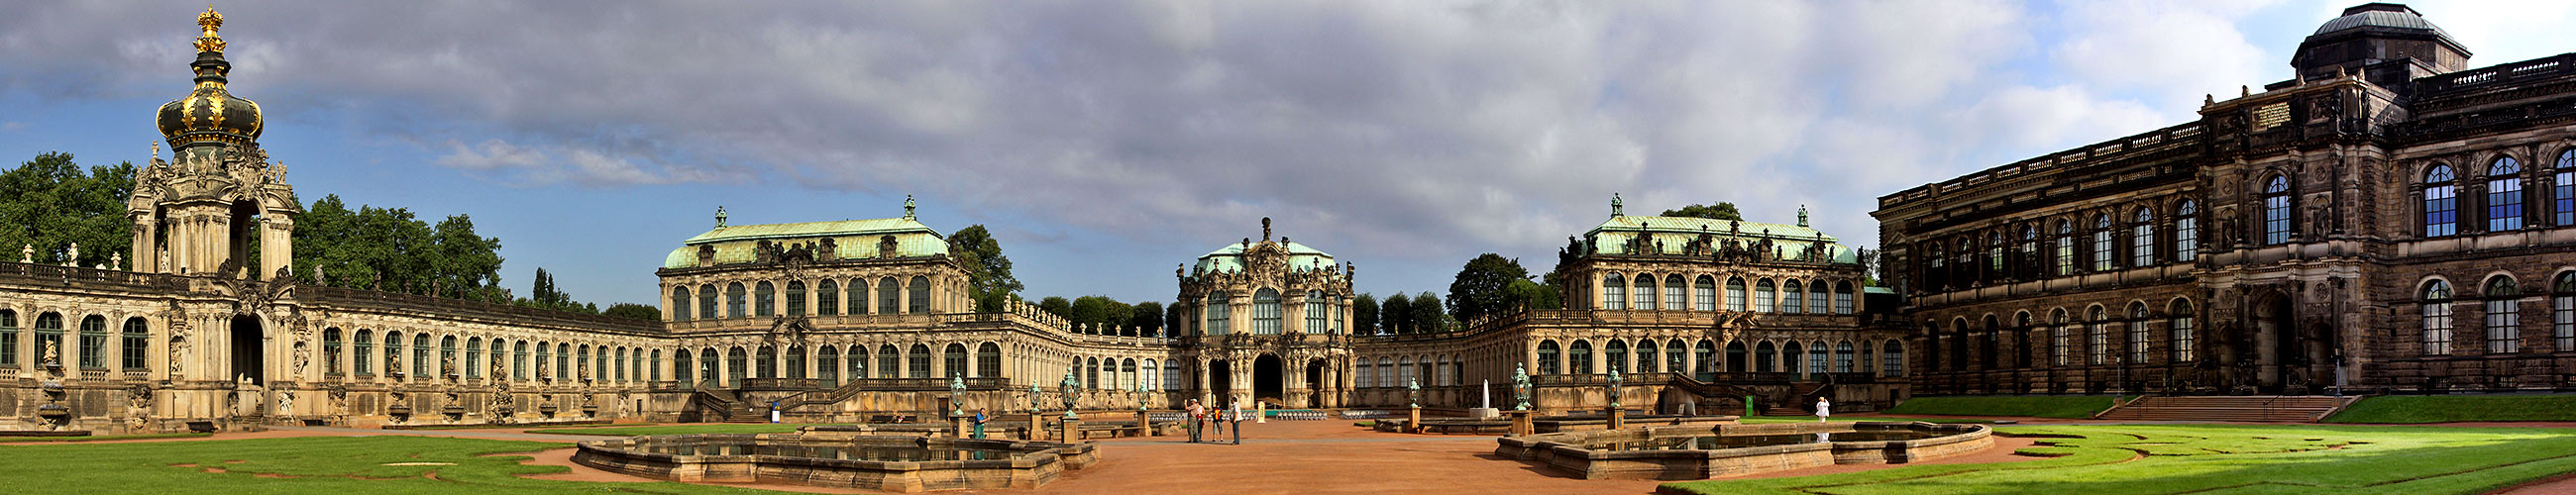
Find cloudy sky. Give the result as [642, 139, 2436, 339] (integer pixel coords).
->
[5, 0, 2574, 308]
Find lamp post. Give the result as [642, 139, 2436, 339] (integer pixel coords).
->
[1027, 384, 1041, 413]
[949, 375, 967, 416]
[1406, 378, 1420, 408]
[1512, 363, 1532, 411]
[1607, 368, 1623, 409]
[1060, 369, 1079, 420]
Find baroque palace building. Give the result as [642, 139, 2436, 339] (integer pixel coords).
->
[2, 8, 1910, 434]
[1876, 3, 2576, 396]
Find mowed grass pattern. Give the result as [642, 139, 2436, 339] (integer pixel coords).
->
[0, 435, 769, 494]
[1661, 425, 2576, 495]
[1878, 395, 2124, 419]
[2323, 395, 2576, 424]
[523, 423, 844, 436]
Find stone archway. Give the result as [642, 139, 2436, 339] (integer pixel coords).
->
[1253, 353, 1284, 405]
[229, 314, 264, 384]
[1209, 358, 1233, 404]
[1304, 359, 1326, 408]
[2250, 292, 2295, 391]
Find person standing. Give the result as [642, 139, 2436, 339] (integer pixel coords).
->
[1185, 399, 1205, 443]
[1228, 399, 1244, 445]
[1213, 399, 1228, 438]
[972, 408, 989, 440]
[1815, 397, 1832, 423]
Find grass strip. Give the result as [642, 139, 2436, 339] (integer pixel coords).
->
[1879, 395, 2123, 419]
[2322, 395, 2576, 424]
[0, 433, 212, 443]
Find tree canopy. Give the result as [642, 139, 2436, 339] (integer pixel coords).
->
[1661, 202, 1742, 221]
[1378, 294, 1410, 334]
[1351, 294, 1380, 335]
[1446, 253, 1529, 324]
[947, 225, 1022, 313]
[0, 152, 134, 267]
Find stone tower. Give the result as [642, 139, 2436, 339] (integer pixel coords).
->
[128, 6, 298, 279]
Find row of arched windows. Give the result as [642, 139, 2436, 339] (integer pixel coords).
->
[0, 311, 148, 371]
[1598, 273, 1857, 315]
[1358, 354, 1469, 388]
[671, 342, 1007, 387]
[2418, 150, 2576, 238]
[2415, 271, 2576, 356]
[1918, 198, 2200, 292]
[320, 329, 662, 385]
[1068, 355, 1178, 391]
[1921, 299, 2199, 373]
[1199, 289, 1343, 336]
[1531, 338, 1904, 378]
[670, 275, 936, 321]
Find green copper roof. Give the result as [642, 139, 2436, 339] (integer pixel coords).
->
[664, 217, 949, 269]
[1583, 215, 1858, 263]
[1194, 241, 1337, 273]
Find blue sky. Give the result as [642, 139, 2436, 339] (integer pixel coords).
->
[5, 1, 2574, 309]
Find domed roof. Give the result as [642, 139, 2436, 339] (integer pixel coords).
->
[2313, 3, 2449, 38]
[157, 7, 263, 148]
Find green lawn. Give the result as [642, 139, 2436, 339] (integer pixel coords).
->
[1739, 415, 1994, 425]
[1662, 424, 2576, 495]
[2323, 395, 2576, 424]
[522, 423, 844, 437]
[0, 435, 769, 494]
[1879, 395, 2126, 419]
[0, 433, 211, 443]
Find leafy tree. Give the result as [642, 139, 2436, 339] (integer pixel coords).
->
[1502, 279, 1560, 312]
[1067, 295, 1133, 333]
[1129, 301, 1163, 337]
[1446, 253, 1529, 324]
[1379, 295, 1410, 334]
[1351, 293, 1379, 335]
[1163, 303, 1186, 336]
[602, 303, 661, 321]
[1661, 202, 1743, 221]
[1037, 296, 1073, 321]
[947, 225, 1022, 312]
[1409, 292, 1445, 334]
[0, 152, 135, 267]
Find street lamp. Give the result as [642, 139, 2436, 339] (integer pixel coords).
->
[1512, 363, 1532, 411]
[1060, 369, 1079, 420]
[1607, 368, 1623, 409]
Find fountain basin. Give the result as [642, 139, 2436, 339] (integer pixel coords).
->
[1494, 421, 1989, 480]
[575, 433, 1095, 492]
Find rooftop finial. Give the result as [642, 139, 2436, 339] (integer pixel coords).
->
[904, 194, 916, 220]
[1261, 217, 1272, 242]
[195, 5, 226, 53]
[1797, 204, 1809, 228]
[1610, 193, 1624, 218]
[713, 206, 727, 228]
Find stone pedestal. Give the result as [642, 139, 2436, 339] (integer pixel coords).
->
[1468, 407, 1500, 419]
[1135, 411, 1154, 437]
[1255, 402, 1266, 424]
[1505, 410, 1534, 437]
[1407, 406, 1423, 434]
[1026, 414, 1045, 442]
[1060, 417, 1082, 443]
[949, 414, 972, 439]
[1606, 407, 1626, 431]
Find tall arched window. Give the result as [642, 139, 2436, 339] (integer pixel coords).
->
[1252, 288, 1282, 335]
[2018, 225, 2039, 278]
[2050, 309, 2070, 366]
[1726, 277, 1747, 311]
[1834, 281, 1856, 315]
[2131, 209, 2157, 267]
[726, 346, 748, 387]
[706, 347, 725, 385]
[1605, 340, 1628, 373]
[2554, 271, 2576, 350]
[2086, 306, 2108, 365]
[1782, 342, 1805, 374]
[978, 343, 1001, 378]
[465, 338, 483, 379]
[1569, 340, 1593, 374]
[1664, 274, 1685, 311]
[415, 334, 434, 378]
[2091, 214, 2114, 271]
[555, 343, 571, 380]
[76, 315, 104, 369]
[2170, 299, 2197, 363]
[909, 276, 931, 314]
[1206, 292, 1231, 336]
[2492, 156, 2527, 231]
[2127, 303, 2151, 363]
[878, 277, 900, 315]
[671, 286, 692, 321]
[674, 348, 693, 384]
[512, 341, 527, 380]
[849, 279, 870, 315]
[1755, 342, 1776, 372]
[817, 346, 838, 383]
[1305, 290, 1326, 332]
[2013, 312, 2034, 368]
[785, 281, 806, 316]
[754, 281, 777, 317]
[2175, 200, 2199, 257]
[1927, 244, 1947, 289]
[2263, 175, 2294, 245]
[1634, 275, 1656, 311]
[651, 348, 663, 382]
[1603, 273, 1625, 310]
[942, 344, 967, 378]
[323, 328, 343, 376]
[0, 311, 14, 368]
[2556, 150, 2575, 226]
[1781, 280, 1804, 315]
[1808, 279, 1828, 314]
[1879, 340, 1904, 376]
[1808, 341, 1829, 374]
[120, 317, 149, 371]
[785, 345, 806, 379]
[1537, 340, 1560, 374]
[2422, 279, 2454, 355]
[1693, 275, 1715, 311]
[849, 346, 868, 378]
[725, 282, 747, 319]
[1986, 232, 2004, 276]
[385, 331, 404, 377]
[1726, 341, 1748, 373]
[2425, 164, 2458, 237]
[1754, 279, 1776, 312]
[698, 284, 716, 320]
[909, 344, 932, 378]
[817, 279, 838, 316]
[1693, 340, 1715, 381]
[2053, 220, 2075, 275]
[2486, 275, 2522, 354]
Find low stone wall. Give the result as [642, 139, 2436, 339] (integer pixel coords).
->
[574, 433, 1096, 492]
[1493, 421, 1989, 480]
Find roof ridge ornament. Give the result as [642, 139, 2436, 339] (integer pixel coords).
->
[1797, 204, 1809, 228]
[195, 5, 226, 53]
[904, 194, 916, 220]
[713, 206, 726, 228]
[1610, 193, 1624, 218]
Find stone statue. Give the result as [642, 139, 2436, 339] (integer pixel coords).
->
[386, 351, 401, 378]
[19, 244, 30, 263]
[1512, 363, 1532, 411]
[40, 340, 59, 367]
[1027, 384, 1042, 412]
[111, 252, 122, 271]
[64, 243, 77, 266]
[443, 353, 457, 378]
[277, 391, 294, 415]
[1606, 368, 1623, 409]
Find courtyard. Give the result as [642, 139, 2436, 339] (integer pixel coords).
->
[5, 413, 2573, 495]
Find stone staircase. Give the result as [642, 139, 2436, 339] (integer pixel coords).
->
[2094, 396, 2353, 423]
[1762, 382, 1831, 416]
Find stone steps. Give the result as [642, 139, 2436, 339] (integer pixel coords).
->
[2096, 396, 2347, 423]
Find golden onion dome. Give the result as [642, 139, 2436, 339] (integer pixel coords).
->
[157, 6, 262, 148]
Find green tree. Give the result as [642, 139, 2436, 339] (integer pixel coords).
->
[1379, 294, 1410, 334]
[0, 152, 136, 267]
[1129, 301, 1163, 337]
[602, 303, 661, 321]
[1502, 279, 1560, 313]
[1037, 296, 1072, 321]
[1446, 253, 1529, 324]
[1661, 202, 1743, 221]
[947, 225, 1022, 312]
[1409, 292, 1445, 334]
[1163, 303, 1186, 336]
[1351, 293, 1379, 335]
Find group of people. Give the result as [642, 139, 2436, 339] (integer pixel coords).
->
[1184, 398, 1245, 445]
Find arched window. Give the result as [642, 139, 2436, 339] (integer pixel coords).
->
[754, 281, 777, 317]
[785, 281, 805, 316]
[2170, 299, 2197, 363]
[703, 347, 723, 385]
[1665, 339, 1685, 373]
[1754, 279, 1776, 312]
[651, 348, 663, 382]
[942, 344, 967, 378]
[817, 279, 838, 316]
[1395, 356, 1413, 387]
[1206, 292, 1231, 335]
[1693, 275, 1716, 311]
[1986, 232, 2004, 275]
[878, 277, 901, 315]
[2127, 303, 2151, 364]
[383, 331, 403, 377]
[322, 328, 343, 376]
[1834, 281, 1856, 315]
[849, 279, 870, 315]
[1603, 273, 1626, 310]
[1163, 359, 1180, 391]
[2423, 279, 2455, 355]
[2175, 200, 2200, 257]
[1605, 340, 1628, 373]
[2050, 309, 2071, 366]
[555, 343, 571, 380]
[2132, 208, 2157, 267]
[2018, 225, 2039, 278]
[2014, 312, 2034, 368]
[2091, 214, 2114, 271]
[978, 343, 1001, 378]
[1808, 279, 1828, 314]
[2053, 220, 2075, 275]
[909, 344, 932, 378]
[2492, 157, 2526, 231]
[909, 276, 931, 314]
[1781, 280, 1804, 315]
[1755, 341, 1775, 373]
[1537, 340, 1560, 374]
[1880, 340, 1904, 376]
[120, 317, 149, 371]
[1835, 342, 1855, 373]
[726, 346, 748, 387]
[415, 334, 433, 378]
[0, 311, 15, 368]
[76, 315, 105, 369]
[2555, 271, 2576, 351]
[1304, 290, 1326, 332]
[848, 346, 868, 379]
[2263, 175, 2294, 245]
[671, 286, 692, 321]
[725, 282, 747, 319]
[465, 338, 483, 379]
[2556, 150, 2575, 226]
[1252, 289, 1282, 335]
[816, 346, 838, 383]
[1569, 340, 1593, 374]
[1726, 277, 1747, 311]
[698, 284, 716, 320]
[2486, 275, 2522, 354]
[1121, 358, 1137, 389]
[1692, 340, 1714, 381]
[785, 345, 806, 379]
[1725, 341, 1748, 373]
[1376, 356, 1394, 386]
[1808, 341, 1828, 374]
[2425, 164, 2458, 237]
[1782, 342, 1805, 374]
[675, 348, 694, 384]
[1634, 275, 1656, 311]
[611, 346, 625, 381]
[1927, 244, 1947, 290]
[2086, 306, 2108, 365]
[1664, 274, 1686, 311]
[512, 341, 527, 380]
